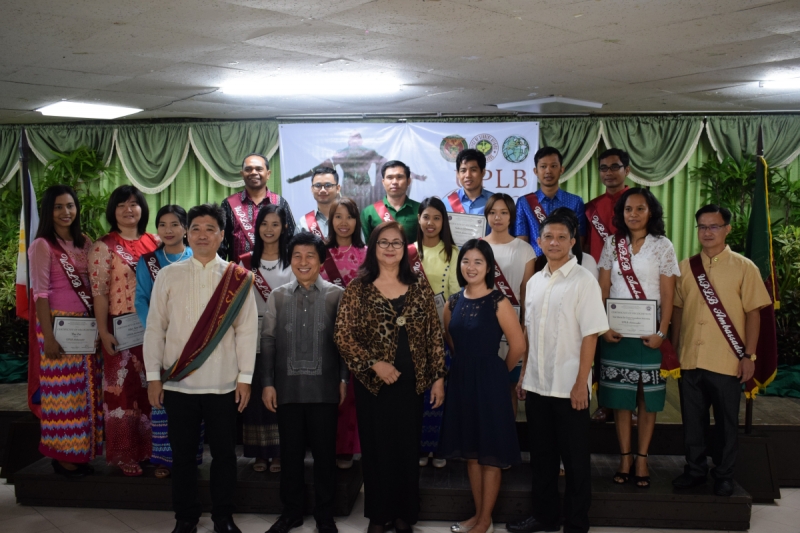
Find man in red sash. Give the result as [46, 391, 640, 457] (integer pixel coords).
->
[219, 153, 297, 261]
[360, 160, 421, 243]
[445, 148, 494, 215]
[299, 167, 341, 239]
[671, 205, 772, 497]
[144, 204, 259, 533]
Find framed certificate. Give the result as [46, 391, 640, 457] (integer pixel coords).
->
[53, 317, 98, 355]
[447, 212, 487, 247]
[433, 292, 446, 327]
[606, 298, 657, 338]
[256, 316, 264, 354]
[113, 313, 145, 351]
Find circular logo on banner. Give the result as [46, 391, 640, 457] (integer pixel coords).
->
[470, 134, 500, 162]
[440, 135, 469, 162]
[502, 135, 530, 163]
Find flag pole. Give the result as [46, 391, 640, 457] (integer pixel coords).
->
[745, 128, 764, 435]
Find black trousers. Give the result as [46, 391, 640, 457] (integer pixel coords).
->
[526, 392, 591, 533]
[277, 402, 339, 522]
[163, 390, 238, 522]
[679, 368, 741, 481]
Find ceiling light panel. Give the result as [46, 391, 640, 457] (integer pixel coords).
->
[37, 102, 143, 119]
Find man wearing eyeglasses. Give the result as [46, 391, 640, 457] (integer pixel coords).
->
[299, 167, 341, 240]
[218, 153, 297, 261]
[671, 204, 771, 497]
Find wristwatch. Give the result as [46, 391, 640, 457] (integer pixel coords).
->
[743, 353, 757, 361]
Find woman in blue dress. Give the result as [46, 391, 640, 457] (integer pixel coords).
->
[135, 205, 202, 479]
[438, 239, 526, 533]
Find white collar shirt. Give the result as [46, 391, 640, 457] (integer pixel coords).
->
[143, 255, 259, 394]
[299, 209, 329, 238]
[522, 256, 609, 399]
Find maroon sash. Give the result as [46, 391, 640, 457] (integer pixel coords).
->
[100, 234, 154, 274]
[447, 191, 466, 214]
[48, 239, 93, 314]
[229, 191, 280, 248]
[524, 193, 547, 223]
[492, 262, 519, 306]
[586, 203, 611, 242]
[689, 254, 746, 358]
[240, 253, 273, 302]
[373, 200, 395, 223]
[142, 251, 161, 282]
[305, 211, 325, 239]
[407, 244, 427, 278]
[323, 251, 346, 288]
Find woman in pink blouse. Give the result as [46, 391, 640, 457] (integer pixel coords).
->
[89, 185, 159, 476]
[322, 197, 367, 469]
[29, 185, 102, 478]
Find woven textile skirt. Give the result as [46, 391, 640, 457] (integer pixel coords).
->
[150, 407, 204, 467]
[420, 346, 451, 454]
[242, 369, 279, 460]
[37, 311, 103, 463]
[598, 337, 666, 413]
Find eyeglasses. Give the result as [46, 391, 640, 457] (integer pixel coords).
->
[312, 183, 338, 190]
[243, 166, 265, 173]
[377, 240, 404, 249]
[696, 225, 728, 232]
[599, 164, 626, 172]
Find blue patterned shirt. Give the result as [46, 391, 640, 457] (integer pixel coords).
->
[515, 189, 586, 256]
[444, 187, 495, 215]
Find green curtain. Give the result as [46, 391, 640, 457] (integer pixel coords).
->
[26, 124, 116, 166]
[761, 116, 800, 166]
[189, 121, 280, 188]
[706, 115, 800, 167]
[602, 116, 704, 186]
[116, 124, 190, 194]
[539, 117, 602, 182]
[0, 126, 20, 188]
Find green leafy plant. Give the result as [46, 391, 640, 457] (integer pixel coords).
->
[774, 225, 800, 366]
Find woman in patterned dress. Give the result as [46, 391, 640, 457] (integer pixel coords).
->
[29, 185, 103, 478]
[90, 185, 159, 476]
[321, 197, 368, 469]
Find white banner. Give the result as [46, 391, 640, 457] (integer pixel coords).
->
[279, 122, 539, 220]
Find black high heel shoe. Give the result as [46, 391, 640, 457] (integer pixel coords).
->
[612, 452, 632, 484]
[633, 453, 651, 489]
[51, 459, 87, 479]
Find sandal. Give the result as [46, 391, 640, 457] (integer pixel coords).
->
[633, 453, 650, 489]
[154, 466, 171, 478]
[269, 458, 282, 473]
[119, 462, 143, 477]
[591, 407, 610, 422]
[612, 452, 632, 484]
[252, 459, 268, 472]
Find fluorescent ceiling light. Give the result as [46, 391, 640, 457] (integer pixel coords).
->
[37, 102, 143, 119]
[497, 96, 603, 114]
[759, 78, 800, 89]
[222, 73, 403, 97]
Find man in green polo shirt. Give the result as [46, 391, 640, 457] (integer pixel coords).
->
[361, 160, 421, 243]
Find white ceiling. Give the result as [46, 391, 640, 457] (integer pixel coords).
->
[2, 0, 800, 123]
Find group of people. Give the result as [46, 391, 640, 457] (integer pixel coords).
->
[28, 144, 772, 533]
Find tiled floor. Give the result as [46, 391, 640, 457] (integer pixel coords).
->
[1, 480, 799, 533]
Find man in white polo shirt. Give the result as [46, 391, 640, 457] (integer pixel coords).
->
[507, 212, 608, 533]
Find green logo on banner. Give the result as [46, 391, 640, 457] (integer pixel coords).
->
[502, 136, 530, 163]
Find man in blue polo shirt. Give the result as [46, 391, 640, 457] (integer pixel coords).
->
[445, 148, 494, 215]
[515, 147, 585, 256]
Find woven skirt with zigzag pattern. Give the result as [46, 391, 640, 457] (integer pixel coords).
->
[37, 311, 104, 463]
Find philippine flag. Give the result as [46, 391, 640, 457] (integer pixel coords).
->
[15, 176, 38, 319]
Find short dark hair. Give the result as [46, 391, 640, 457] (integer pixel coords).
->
[456, 239, 495, 289]
[37, 185, 85, 248]
[187, 203, 225, 232]
[155, 204, 189, 247]
[312, 166, 339, 184]
[241, 152, 269, 170]
[106, 185, 149, 236]
[548, 207, 583, 263]
[598, 148, 630, 168]
[357, 221, 418, 285]
[288, 231, 327, 264]
[534, 146, 563, 166]
[416, 197, 456, 263]
[456, 148, 486, 171]
[613, 187, 666, 238]
[251, 204, 290, 269]
[381, 160, 411, 180]
[538, 211, 577, 239]
[326, 197, 366, 249]
[695, 204, 732, 225]
[484, 193, 517, 230]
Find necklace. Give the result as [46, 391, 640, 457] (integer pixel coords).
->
[339, 244, 353, 254]
[261, 259, 279, 271]
[163, 246, 187, 265]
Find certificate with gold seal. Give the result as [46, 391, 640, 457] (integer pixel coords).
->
[447, 213, 487, 247]
[606, 298, 657, 338]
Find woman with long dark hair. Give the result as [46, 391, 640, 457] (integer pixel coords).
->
[240, 203, 294, 473]
[598, 187, 680, 488]
[322, 196, 367, 469]
[89, 184, 159, 476]
[334, 221, 446, 533]
[29, 185, 102, 478]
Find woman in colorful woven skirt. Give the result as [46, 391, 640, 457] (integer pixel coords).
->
[135, 205, 203, 479]
[321, 197, 368, 470]
[29, 185, 103, 478]
[410, 197, 460, 468]
[90, 185, 159, 477]
[598, 188, 680, 488]
[240, 204, 295, 473]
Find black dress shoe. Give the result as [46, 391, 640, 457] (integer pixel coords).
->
[672, 472, 707, 490]
[506, 516, 560, 533]
[51, 459, 87, 479]
[714, 478, 734, 497]
[171, 520, 198, 533]
[316, 520, 338, 533]
[213, 516, 242, 533]
[267, 515, 304, 533]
